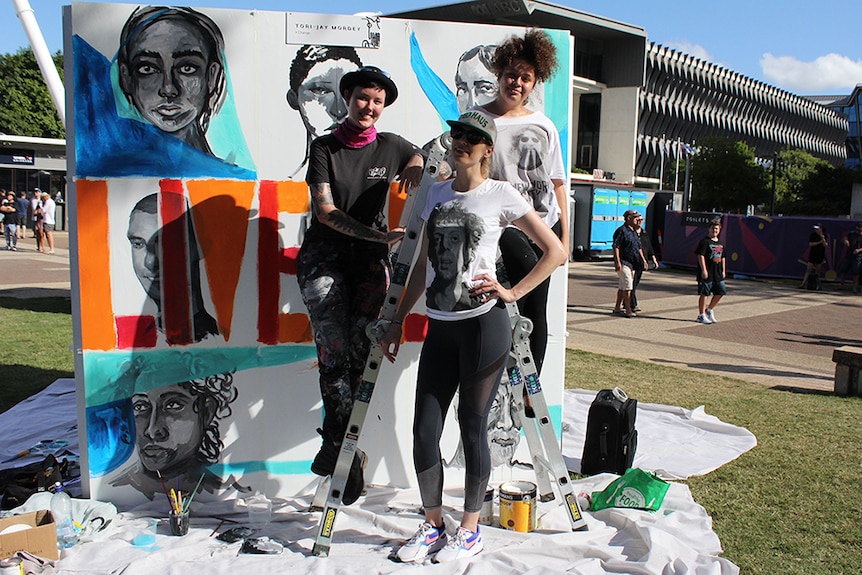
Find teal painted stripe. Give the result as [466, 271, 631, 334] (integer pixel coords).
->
[83, 345, 318, 406]
[209, 460, 313, 476]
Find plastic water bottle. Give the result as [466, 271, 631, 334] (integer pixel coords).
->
[50, 481, 78, 549]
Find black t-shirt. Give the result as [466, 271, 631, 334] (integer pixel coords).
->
[1, 199, 19, 225]
[695, 236, 725, 282]
[305, 132, 419, 242]
[808, 231, 826, 264]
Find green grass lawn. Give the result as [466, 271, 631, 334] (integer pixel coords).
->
[1, 297, 860, 573]
[567, 349, 862, 575]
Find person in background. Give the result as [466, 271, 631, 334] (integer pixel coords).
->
[16, 191, 29, 240]
[40, 192, 56, 254]
[1, 191, 18, 251]
[695, 218, 726, 324]
[474, 29, 568, 375]
[799, 223, 828, 290]
[836, 222, 862, 289]
[381, 109, 566, 563]
[32, 195, 44, 253]
[296, 66, 424, 507]
[630, 214, 659, 312]
[612, 210, 647, 318]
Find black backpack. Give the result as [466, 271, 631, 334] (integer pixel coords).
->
[581, 388, 638, 476]
[0, 455, 66, 510]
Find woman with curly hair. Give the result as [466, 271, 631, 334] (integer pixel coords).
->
[476, 29, 568, 376]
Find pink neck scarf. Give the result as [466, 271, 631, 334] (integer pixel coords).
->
[333, 120, 377, 149]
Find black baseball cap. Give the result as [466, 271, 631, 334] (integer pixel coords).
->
[340, 66, 398, 107]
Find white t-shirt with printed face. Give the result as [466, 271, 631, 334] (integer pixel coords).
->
[421, 178, 531, 321]
[478, 108, 565, 228]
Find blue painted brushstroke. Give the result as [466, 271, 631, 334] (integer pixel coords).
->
[409, 31, 459, 126]
[73, 35, 256, 180]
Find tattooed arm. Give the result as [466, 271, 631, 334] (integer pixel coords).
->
[309, 182, 404, 245]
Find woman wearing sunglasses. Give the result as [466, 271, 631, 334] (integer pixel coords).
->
[475, 29, 568, 377]
[380, 109, 566, 563]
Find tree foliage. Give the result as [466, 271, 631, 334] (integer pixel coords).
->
[689, 137, 769, 213]
[772, 148, 856, 216]
[0, 48, 64, 138]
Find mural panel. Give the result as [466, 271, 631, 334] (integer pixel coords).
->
[68, 3, 572, 506]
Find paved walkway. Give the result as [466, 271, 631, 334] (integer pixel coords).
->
[566, 260, 859, 393]
[2, 232, 858, 392]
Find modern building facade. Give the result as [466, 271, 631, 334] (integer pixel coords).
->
[0, 134, 66, 197]
[807, 84, 862, 170]
[391, 0, 849, 188]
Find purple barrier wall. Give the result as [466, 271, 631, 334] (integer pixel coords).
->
[661, 212, 860, 280]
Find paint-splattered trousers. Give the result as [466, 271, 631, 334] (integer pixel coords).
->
[297, 236, 389, 442]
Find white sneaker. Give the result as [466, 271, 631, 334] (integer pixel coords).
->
[396, 522, 446, 563]
[696, 314, 712, 324]
[433, 526, 483, 563]
[705, 308, 716, 323]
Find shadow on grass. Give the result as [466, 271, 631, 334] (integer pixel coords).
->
[0, 296, 72, 314]
[0, 365, 74, 414]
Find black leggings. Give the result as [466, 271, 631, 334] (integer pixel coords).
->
[413, 305, 511, 513]
[498, 220, 562, 375]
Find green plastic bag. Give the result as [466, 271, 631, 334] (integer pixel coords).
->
[590, 468, 670, 512]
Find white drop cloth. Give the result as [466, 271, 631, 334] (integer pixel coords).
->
[0, 381, 749, 574]
[561, 389, 757, 480]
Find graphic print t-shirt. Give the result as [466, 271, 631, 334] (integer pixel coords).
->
[305, 132, 418, 241]
[695, 237, 725, 282]
[478, 108, 565, 228]
[421, 179, 531, 321]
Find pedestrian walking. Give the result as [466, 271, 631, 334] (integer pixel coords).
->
[695, 218, 726, 324]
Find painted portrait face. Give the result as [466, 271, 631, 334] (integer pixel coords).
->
[121, 18, 219, 135]
[127, 208, 161, 303]
[456, 53, 498, 112]
[345, 85, 387, 130]
[132, 384, 206, 475]
[295, 58, 356, 138]
[432, 225, 467, 282]
[487, 380, 522, 467]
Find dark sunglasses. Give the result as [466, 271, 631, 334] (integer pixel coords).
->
[450, 126, 488, 145]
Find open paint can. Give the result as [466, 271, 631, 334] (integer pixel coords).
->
[479, 487, 495, 525]
[499, 480, 537, 532]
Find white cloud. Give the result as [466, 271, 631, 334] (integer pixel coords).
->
[666, 41, 721, 66]
[761, 53, 862, 94]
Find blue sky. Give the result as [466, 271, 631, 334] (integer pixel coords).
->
[4, 0, 861, 95]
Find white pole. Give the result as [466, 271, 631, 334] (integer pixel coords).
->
[658, 136, 665, 191]
[12, 0, 66, 126]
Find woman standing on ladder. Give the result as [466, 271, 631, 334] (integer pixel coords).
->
[380, 109, 565, 563]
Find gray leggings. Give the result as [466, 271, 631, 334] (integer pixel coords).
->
[413, 304, 511, 513]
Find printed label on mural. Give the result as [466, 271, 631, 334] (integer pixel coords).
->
[286, 13, 381, 48]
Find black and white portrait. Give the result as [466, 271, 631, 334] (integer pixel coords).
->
[426, 202, 485, 312]
[127, 194, 219, 344]
[117, 6, 227, 158]
[286, 45, 363, 177]
[110, 370, 239, 500]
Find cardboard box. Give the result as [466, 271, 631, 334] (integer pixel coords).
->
[0, 510, 58, 560]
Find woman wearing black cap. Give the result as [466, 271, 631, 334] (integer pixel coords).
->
[296, 66, 424, 505]
[380, 109, 565, 563]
